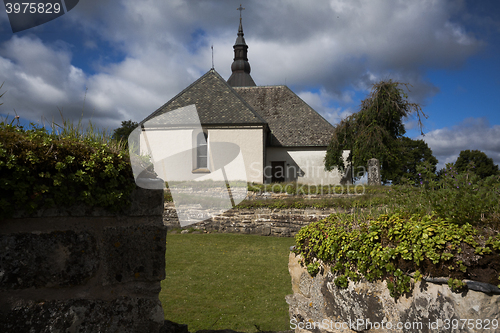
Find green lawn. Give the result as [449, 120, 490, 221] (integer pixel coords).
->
[160, 233, 296, 333]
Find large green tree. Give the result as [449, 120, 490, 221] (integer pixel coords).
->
[112, 120, 138, 146]
[325, 80, 427, 183]
[454, 149, 499, 179]
[393, 137, 438, 184]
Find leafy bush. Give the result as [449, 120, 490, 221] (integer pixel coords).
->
[0, 121, 136, 218]
[384, 161, 500, 226]
[419, 162, 499, 225]
[294, 212, 499, 297]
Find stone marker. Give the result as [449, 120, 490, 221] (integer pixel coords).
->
[367, 158, 381, 185]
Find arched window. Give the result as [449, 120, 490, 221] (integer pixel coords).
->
[196, 132, 208, 169]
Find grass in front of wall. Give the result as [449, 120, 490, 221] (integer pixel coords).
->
[164, 183, 392, 208]
[159, 233, 295, 333]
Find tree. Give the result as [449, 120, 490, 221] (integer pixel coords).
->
[436, 167, 447, 180]
[454, 150, 499, 179]
[112, 120, 138, 146]
[393, 137, 438, 184]
[325, 80, 426, 183]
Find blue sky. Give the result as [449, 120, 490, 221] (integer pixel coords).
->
[0, 0, 499, 170]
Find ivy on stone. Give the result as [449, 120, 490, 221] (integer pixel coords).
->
[294, 212, 499, 298]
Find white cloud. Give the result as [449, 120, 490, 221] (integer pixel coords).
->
[0, 35, 87, 124]
[0, 0, 486, 132]
[298, 88, 354, 125]
[244, 0, 478, 107]
[418, 118, 500, 170]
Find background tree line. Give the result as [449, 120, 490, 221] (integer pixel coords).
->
[324, 80, 498, 184]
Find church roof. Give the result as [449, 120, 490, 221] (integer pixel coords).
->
[141, 69, 266, 126]
[227, 70, 256, 87]
[234, 86, 335, 147]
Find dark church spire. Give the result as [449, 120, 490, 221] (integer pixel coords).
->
[227, 5, 256, 87]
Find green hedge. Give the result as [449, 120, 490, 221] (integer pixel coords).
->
[0, 123, 136, 218]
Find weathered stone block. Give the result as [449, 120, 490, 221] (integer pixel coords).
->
[262, 226, 271, 236]
[0, 231, 98, 290]
[287, 252, 500, 333]
[367, 158, 381, 186]
[103, 225, 166, 285]
[0, 297, 164, 333]
[127, 186, 165, 216]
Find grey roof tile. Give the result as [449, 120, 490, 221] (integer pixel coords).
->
[140, 69, 266, 126]
[234, 86, 335, 147]
[140, 71, 334, 148]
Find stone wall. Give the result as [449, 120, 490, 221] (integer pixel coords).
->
[286, 252, 500, 333]
[164, 202, 342, 237]
[0, 186, 167, 333]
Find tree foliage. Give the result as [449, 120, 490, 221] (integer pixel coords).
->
[393, 137, 438, 184]
[454, 149, 499, 179]
[325, 80, 427, 183]
[112, 120, 138, 146]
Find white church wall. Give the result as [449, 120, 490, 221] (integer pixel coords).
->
[139, 128, 195, 181]
[139, 128, 192, 160]
[138, 127, 263, 183]
[208, 127, 264, 183]
[266, 147, 350, 185]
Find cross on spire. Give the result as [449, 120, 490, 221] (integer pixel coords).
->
[228, 3, 255, 87]
[237, 4, 245, 19]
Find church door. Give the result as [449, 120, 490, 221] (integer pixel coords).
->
[271, 161, 285, 183]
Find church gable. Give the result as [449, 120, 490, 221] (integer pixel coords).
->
[141, 69, 265, 126]
[137, 8, 346, 185]
[234, 86, 335, 147]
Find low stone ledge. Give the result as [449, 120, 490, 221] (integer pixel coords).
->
[286, 252, 500, 333]
[0, 297, 164, 333]
[9, 187, 164, 219]
[164, 203, 337, 237]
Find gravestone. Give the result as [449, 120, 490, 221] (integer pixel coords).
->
[367, 158, 381, 185]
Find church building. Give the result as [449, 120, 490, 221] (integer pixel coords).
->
[139, 13, 348, 185]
